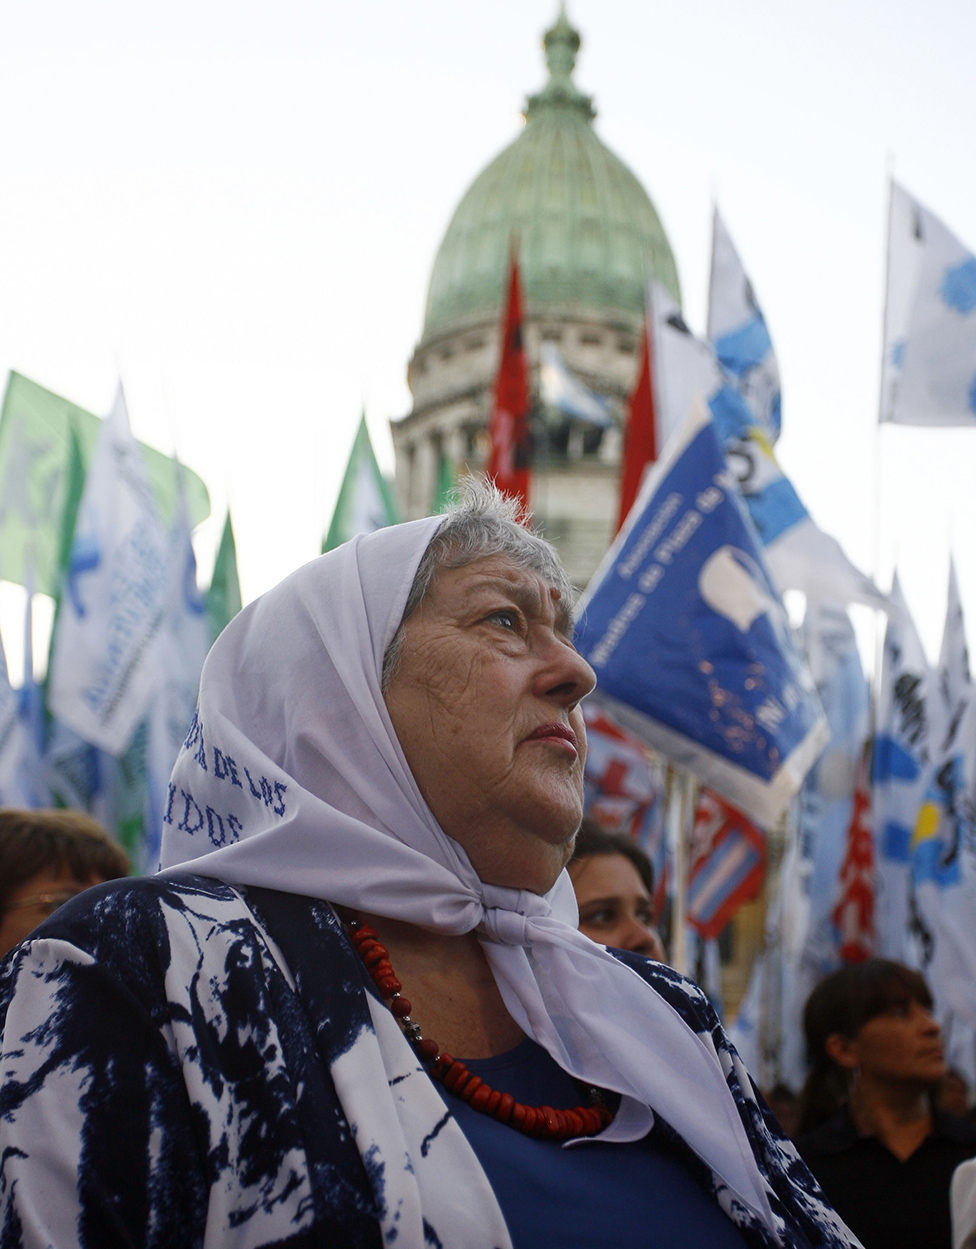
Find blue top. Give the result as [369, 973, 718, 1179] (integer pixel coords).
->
[439, 1037, 752, 1249]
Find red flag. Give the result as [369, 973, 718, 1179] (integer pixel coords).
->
[832, 760, 875, 963]
[487, 248, 531, 511]
[615, 316, 657, 534]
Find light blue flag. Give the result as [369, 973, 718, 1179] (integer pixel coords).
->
[576, 398, 827, 828]
[872, 575, 932, 965]
[707, 210, 782, 444]
[539, 342, 613, 428]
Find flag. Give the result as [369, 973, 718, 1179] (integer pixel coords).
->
[872, 575, 932, 964]
[323, 414, 399, 552]
[616, 316, 658, 534]
[934, 558, 971, 754]
[539, 342, 612, 427]
[207, 511, 243, 644]
[47, 385, 169, 755]
[687, 788, 766, 941]
[907, 684, 976, 1083]
[143, 476, 211, 872]
[581, 702, 669, 917]
[15, 578, 47, 808]
[575, 396, 827, 828]
[431, 453, 456, 515]
[831, 757, 875, 963]
[487, 247, 531, 510]
[0, 638, 33, 808]
[881, 181, 976, 426]
[707, 210, 782, 444]
[0, 371, 209, 597]
[652, 279, 889, 612]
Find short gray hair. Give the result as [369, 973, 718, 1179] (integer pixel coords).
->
[381, 477, 574, 691]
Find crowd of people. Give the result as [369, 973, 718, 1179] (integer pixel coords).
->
[0, 484, 974, 1247]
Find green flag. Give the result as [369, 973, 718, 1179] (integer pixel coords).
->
[0, 371, 210, 596]
[431, 452, 457, 514]
[207, 511, 243, 643]
[322, 414, 399, 552]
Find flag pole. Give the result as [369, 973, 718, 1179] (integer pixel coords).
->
[671, 768, 694, 976]
[871, 165, 895, 699]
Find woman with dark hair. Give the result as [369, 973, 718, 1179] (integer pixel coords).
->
[568, 819, 667, 959]
[796, 959, 976, 1249]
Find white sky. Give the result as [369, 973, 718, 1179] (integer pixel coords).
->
[1, 0, 975, 673]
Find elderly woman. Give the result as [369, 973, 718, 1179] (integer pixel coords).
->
[0, 487, 855, 1248]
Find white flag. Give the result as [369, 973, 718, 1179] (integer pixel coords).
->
[144, 477, 211, 873]
[881, 181, 976, 426]
[935, 558, 971, 754]
[539, 342, 613, 427]
[873, 575, 932, 964]
[47, 385, 168, 754]
[707, 210, 782, 444]
[651, 280, 889, 613]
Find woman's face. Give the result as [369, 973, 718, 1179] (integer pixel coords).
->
[568, 852, 666, 959]
[829, 997, 947, 1087]
[384, 553, 596, 893]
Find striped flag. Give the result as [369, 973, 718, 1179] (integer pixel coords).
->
[687, 788, 766, 940]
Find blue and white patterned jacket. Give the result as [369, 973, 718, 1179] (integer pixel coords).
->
[0, 874, 857, 1249]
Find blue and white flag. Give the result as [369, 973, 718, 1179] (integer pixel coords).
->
[909, 682, 976, 1083]
[729, 602, 871, 1090]
[873, 575, 932, 964]
[144, 476, 210, 872]
[882, 182, 976, 426]
[539, 342, 613, 428]
[0, 609, 41, 809]
[651, 280, 888, 612]
[707, 210, 782, 444]
[47, 385, 168, 755]
[576, 398, 828, 827]
[934, 558, 971, 754]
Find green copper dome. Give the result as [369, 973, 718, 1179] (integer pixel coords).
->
[421, 8, 680, 340]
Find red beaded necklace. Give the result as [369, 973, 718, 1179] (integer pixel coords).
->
[348, 919, 614, 1142]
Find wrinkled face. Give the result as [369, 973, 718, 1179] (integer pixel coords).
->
[385, 554, 596, 893]
[569, 852, 666, 959]
[831, 997, 947, 1087]
[0, 868, 97, 957]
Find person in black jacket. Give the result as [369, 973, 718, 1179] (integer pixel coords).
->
[796, 959, 976, 1249]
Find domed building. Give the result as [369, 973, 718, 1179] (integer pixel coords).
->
[391, 7, 680, 587]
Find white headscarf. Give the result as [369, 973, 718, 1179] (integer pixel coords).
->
[160, 516, 778, 1235]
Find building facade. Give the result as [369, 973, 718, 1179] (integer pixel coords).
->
[390, 8, 680, 589]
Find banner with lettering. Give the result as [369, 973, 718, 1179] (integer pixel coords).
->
[576, 398, 827, 827]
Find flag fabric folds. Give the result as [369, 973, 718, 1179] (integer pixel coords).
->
[487, 248, 531, 510]
[207, 511, 243, 644]
[0, 371, 209, 597]
[651, 278, 888, 612]
[575, 397, 827, 827]
[47, 386, 169, 755]
[707, 210, 782, 444]
[830, 758, 875, 963]
[881, 181, 976, 426]
[581, 702, 669, 917]
[616, 317, 658, 534]
[687, 788, 766, 941]
[539, 342, 612, 428]
[872, 576, 932, 965]
[323, 414, 400, 552]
